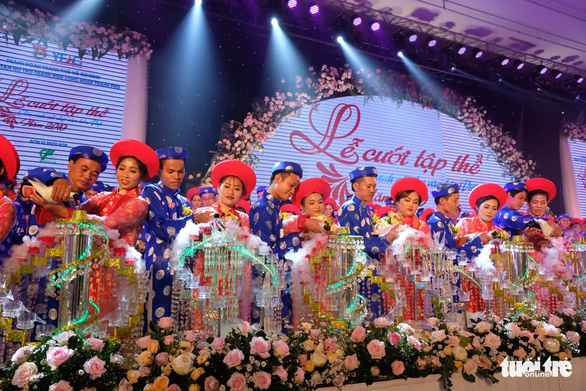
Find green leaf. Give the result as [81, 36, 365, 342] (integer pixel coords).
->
[462, 372, 476, 382]
[12, 32, 22, 45]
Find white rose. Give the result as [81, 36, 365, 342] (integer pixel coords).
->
[310, 352, 327, 367]
[171, 354, 194, 375]
[453, 345, 468, 362]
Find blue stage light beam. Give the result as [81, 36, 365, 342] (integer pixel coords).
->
[57, 0, 104, 24]
[337, 37, 385, 91]
[262, 17, 311, 92]
[397, 51, 445, 102]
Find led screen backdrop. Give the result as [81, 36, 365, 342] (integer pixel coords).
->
[254, 96, 514, 212]
[0, 40, 128, 186]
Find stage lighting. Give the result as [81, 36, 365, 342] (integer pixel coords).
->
[370, 22, 381, 32]
[195, 0, 202, 5]
[271, 17, 279, 27]
[351, 15, 362, 26]
[309, 3, 320, 15]
[552, 70, 563, 79]
[287, 0, 297, 8]
[336, 35, 344, 43]
[514, 59, 525, 70]
[407, 31, 418, 43]
[535, 65, 548, 75]
[472, 48, 483, 59]
[497, 56, 510, 66]
[576, 75, 584, 84]
[397, 51, 404, 57]
[456, 45, 467, 55]
[426, 37, 437, 48]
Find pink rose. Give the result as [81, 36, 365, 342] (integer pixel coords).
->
[211, 337, 225, 351]
[367, 340, 386, 359]
[449, 336, 460, 346]
[344, 354, 358, 370]
[156, 352, 170, 366]
[298, 354, 307, 364]
[11, 346, 34, 365]
[136, 335, 152, 349]
[55, 331, 76, 345]
[223, 349, 245, 368]
[272, 340, 290, 357]
[567, 331, 580, 344]
[250, 337, 271, 358]
[12, 362, 38, 387]
[514, 348, 527, 359]
[204, 376, 220, 391]
[86, 337, 105, 351]
[484, 332, 501, 349]
[505, 322, 521, 337]
[463, 359, 478, 375]
[46, 346, 74, 369]
[83, 356, 107, 379]
[158, 317, 174, 329]
[388, 332, 402, 346]
[474, 321, 491, 334]
[548, 315, 563, 327]
[227, 373, 247, 391]
[544, 324, 559, 336]
[49, 380, 74, 391]
[407, 336, 421, 351]
[238, 321, 251, 334]
[431, 330, 446, 343]
[168, 385, 181, 391]
[183, 330, 197, 341]
[253, 371, 272, 390]
[139, 366, 151, 377]
[391, 360, 405, 375]
[294, 367, 305, 383]
[274, 366, 288, 381]
[374, 317, 390, 328]
[427, 317, 440, 328]
[563, 308, 576, 316]
[163, 335, 175, 345]
[323, 338, 338, 353]
[350, 326, 366, 343]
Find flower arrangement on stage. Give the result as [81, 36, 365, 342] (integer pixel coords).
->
[562, 121, 586, 142]
[0, 2, 152, 60]
[0, 331, 126, 391]
[119, 308, 586, 391]
[205, 64, 535, 182]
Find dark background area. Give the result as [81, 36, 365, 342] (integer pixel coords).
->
[9, 0, 585, 213]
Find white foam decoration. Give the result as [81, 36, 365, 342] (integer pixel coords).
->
[171, 220, 202, 263]
[473, 244, 497, 276]
[539, 237, 571, 280]
[390, 225, 432, 258]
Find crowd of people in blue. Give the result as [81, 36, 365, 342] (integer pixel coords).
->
[0, 134, 583, 330]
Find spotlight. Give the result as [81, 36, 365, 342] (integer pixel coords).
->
[456, 45, 467, 55]
[426, 37, 437, 48]
[309, 3, 320, 15]
[336, 35, 344, 43]
[195, 0, 202, 5]
[498, 56, 510, 66]
[370, 22, 381, 32]
[407, 31, 418, 43]
[271, 17, 279, 27]
[552, 70, 563, 79]
[397, 51, 404, 57]
[575, 75, 584, 84]
[535, 65, 548, 75]
[451, 66, 457, 72]
[287, 0, 297, 8]
[472, 48, 483, 59]
[351, 15, 362, 26]
[514, 59, 525, 70]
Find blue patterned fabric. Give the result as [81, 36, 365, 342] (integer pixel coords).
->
[141, 182, 193, 323]
[349, 166, 378, 182]
[428, 211, 482, 259]
[431, 184, 460, 198]
[493, 206, 534, 238]
[69, 146, 108, 172]
[0, 200, 26, 259]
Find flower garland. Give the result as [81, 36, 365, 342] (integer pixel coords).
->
[0, 331, 126, 391]
[562, 121, 586, 142]
[205, 64, 536, 182]
[0, 2, 152, 60]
